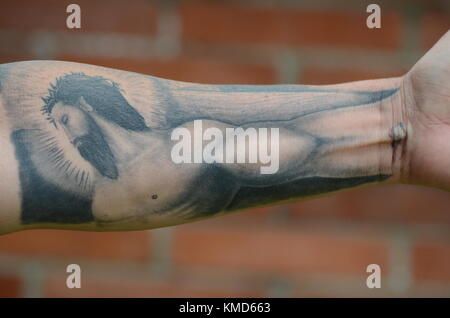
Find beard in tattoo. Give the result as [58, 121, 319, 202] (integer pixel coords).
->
[74, 114, 118, 180]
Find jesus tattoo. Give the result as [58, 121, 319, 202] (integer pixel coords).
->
[0, 61, 403, 230]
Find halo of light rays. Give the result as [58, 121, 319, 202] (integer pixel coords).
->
[28, 128, 96, 198]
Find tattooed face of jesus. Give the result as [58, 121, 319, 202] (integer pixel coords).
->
[51, 101, 90, 145]
[50, 100, 118, 180]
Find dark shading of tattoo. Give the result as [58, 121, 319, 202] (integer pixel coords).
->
[225, 174, 390, 211]
[12, 130, 94, 224]
[75, 113, 118, 179]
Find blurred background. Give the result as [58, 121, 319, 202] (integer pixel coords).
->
[0, 0, 449, 297]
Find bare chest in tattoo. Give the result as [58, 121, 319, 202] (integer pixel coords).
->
[91, 157, 237, 224]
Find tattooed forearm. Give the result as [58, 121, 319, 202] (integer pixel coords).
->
[0, 61, 406, 233]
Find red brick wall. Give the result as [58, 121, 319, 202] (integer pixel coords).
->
[0, 0, 449, 297]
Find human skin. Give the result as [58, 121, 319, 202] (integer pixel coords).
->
[0, 31, 448, 235]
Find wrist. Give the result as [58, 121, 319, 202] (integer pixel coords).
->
[379, 76, 410, 185]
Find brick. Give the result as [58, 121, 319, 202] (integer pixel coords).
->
[421, 13, 450, 51]
[289, 185, 450, 225]
[413, 239, 450, 283]
[203, 207, 275, 226]
[43, 274, 264, 297]
[180, 3, 402, 50]
[173, 224, 389, 276]
[58, 55, 276, 84]
[0, 0, 157, 36]
[239, 207, 275, 219]
[0, 275, 21, 297]
[0, 31, 33, 58]
[0, 54, 34, 65]
[301, 68, 405, 85]
[0, 230, 151, 261]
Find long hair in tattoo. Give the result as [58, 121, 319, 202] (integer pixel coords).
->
[41, 72, 150, 131]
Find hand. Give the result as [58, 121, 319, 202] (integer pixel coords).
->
[403, 30, 450, 190]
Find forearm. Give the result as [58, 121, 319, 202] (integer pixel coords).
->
[193, 77, 407, 211]
[0, 61, 407, 234]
